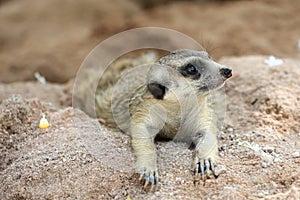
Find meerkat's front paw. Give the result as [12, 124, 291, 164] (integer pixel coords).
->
[138, 166, 159, 191]
[134, 151, 158, 190]
[193, 131, 219, 179]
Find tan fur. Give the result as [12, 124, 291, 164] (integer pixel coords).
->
[80, 49, 232, 187]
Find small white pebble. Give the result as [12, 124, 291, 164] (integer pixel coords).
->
[214, 165, 226, 176]
[34, 72, 47, 84]
[292, 152, 300, 158]
[264, 56, 283, 67]
[251, 144, 261, 152]
[227, 127, 234, 132]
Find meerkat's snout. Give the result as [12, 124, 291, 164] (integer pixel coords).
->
[220, 67, 232, 79]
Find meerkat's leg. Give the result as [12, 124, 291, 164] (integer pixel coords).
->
[130, 103, 167, 188]
[193, 98, 219, 178]
[131, 126, 158, 187]
[193, 130, 218, 178]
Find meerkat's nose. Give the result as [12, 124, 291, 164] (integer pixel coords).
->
[220, 67, 232, 79]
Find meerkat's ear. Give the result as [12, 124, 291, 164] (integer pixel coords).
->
[148, 82, 166, 99]
[147, 64, 172, 100]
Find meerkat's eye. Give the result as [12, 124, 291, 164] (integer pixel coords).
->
[181, 63, 201, 79]
[185, 63, 198, 75]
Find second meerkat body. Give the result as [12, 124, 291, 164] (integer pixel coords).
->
[93, 49, 232, 187]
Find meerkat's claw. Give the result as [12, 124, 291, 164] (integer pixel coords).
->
[208, 158, 214, 173]
[205, 159, 212, 175]
[139, 168, 159, 190]
[195, 158, 216, 179]
[144, 175, 150, 188]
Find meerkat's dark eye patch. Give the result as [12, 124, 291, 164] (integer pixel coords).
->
[181, 63, 201, 79]
[148, 82, 167, 99]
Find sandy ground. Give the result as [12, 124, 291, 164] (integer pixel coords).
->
[0, 0, 300, 199]
[1, 55, 299, 199]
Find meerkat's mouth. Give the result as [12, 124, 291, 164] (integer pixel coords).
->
[199, 82, 225, 94]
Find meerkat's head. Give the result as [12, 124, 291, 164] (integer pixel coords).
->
[147, 49, 232, 99]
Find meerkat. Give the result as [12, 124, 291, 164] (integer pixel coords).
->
[82, 49, 232, 189]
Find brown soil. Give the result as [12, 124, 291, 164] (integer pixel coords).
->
[0, 0, 300, 199]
